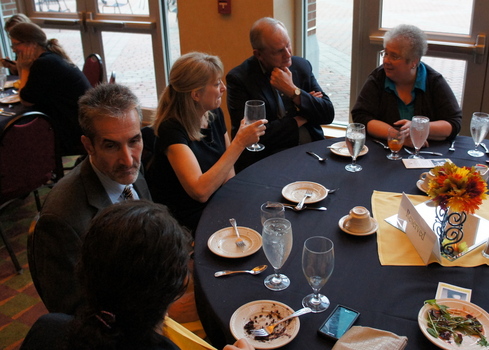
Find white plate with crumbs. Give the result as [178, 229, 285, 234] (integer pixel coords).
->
[329, 141, 368, 157]
[0, 94, 20, 104]
[207, 226, 262, 258]
[230, 300, 300, 349]
[281, 181, 328, 204]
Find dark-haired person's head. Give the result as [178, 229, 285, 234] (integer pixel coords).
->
[79, 83, 143, 185]
[72, 200, 192, 348]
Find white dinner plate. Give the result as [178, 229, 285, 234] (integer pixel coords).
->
[329, 141, 368, 157]
[338, 215, 378, 236]
[207, 226, 262, 258]
[418, 298, 489, 349]
[281, 181, 328, 204]
[0, 94, 20, 104]
[230, 300, 300, 349]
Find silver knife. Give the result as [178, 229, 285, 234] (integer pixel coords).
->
[280, 203, 327, 211]
[481, 143, 489, 154]
[418, 151, 443, 156]
[372, 139, 389, 150]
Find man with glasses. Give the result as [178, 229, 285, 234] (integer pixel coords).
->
[226, 17, 335, 172]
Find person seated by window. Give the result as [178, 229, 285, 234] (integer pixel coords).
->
[226, 17, 335, 172]
[2, 13, 32, 75]
[21, 200, 254, 350]
[351, 24, 462, 147]
[10, 22, 91, 156]
[146, 52, 266, 232]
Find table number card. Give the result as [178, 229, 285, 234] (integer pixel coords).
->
[402, 158, 452, 169]
[397, 193, 441, 264]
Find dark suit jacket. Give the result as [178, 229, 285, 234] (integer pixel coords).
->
[31, 158, 151, 314]
[226, 55, 335, 171]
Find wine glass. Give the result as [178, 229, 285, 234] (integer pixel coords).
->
[345, 123, 365, 172]
[260, 202, 285, 226]
[386, 127, 405, 160]
[244, 100, 266, 152]
[262, 218, 293, 291]
[409, 116, 430, 159]
[468, 112, 489, 157]
[302, 236, 334, 313]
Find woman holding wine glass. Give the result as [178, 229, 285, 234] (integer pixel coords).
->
[351, 24, 461, 147]
[147, 52, 267, 232]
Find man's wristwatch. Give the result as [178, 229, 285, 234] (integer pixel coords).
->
[290, 87, 301, 99]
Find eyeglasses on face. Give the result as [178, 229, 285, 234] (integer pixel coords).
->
[380, 50, 403, 61]
[10, 42, 24, 49]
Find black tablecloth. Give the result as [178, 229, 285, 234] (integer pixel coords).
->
[193, 135, 489, 350]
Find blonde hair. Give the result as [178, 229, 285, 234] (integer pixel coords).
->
[153, 52, 223, 141]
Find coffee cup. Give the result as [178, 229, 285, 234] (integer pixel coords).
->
[419, 170, 435, 191]
[343, 206, 373, 233]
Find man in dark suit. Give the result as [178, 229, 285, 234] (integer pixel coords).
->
[30, 83, 151, 314]
[227, 17, 335, 172]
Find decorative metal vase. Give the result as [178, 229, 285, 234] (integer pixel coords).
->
[433, 206, 467, 259]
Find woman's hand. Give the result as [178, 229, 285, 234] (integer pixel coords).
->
[234, 118, 267, 149]
[223, 338, 255, 350]
[394, 119, 429, 148]
[16, 44, 39, 71]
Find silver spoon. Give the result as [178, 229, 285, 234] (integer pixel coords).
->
[306, 151, 326, 162]
[448, 140, 456, 152]
[214, 264, 268, 277]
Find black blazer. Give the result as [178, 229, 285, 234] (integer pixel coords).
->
[31, 158, 151, 314]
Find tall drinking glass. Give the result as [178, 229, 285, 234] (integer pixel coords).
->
[244, 100, 266, 152]
[409, 116, 430, 159]
[302, 236, 334, 313]
[0, 67, 7, 98]
[262, 218, 293, 291]
[345, 123, 365, 172]
[260, 202, 285, 226]
[386, 127, 405, 160]
[468, 112, 489, 157]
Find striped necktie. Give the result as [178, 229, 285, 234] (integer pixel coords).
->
[122, 185, 134, 201]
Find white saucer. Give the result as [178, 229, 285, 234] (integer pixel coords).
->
[329, 141, 368, 157]
[338, 215, 378, 236]
[416, 180, 428, 193]
[281, 181, 328, 204]
[207, 226, 262, 258]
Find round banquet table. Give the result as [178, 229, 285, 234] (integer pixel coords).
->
[193, 135, 489, 350]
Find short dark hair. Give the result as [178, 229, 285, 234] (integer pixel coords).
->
[78, 83, 142, 140]
[71, 200, 192, 349]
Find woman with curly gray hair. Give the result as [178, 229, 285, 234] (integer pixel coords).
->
[352, 24, 461, 147]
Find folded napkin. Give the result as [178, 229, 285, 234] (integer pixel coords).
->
[162, 317, 217, 350]
[332, 326, 407, 350]
[372, 190, 489, 267]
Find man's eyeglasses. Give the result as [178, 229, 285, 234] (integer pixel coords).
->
[10, 42, 23, 49]
[380, 50, 403, 61]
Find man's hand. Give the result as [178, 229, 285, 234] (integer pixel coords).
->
[270, 67, 295, 97]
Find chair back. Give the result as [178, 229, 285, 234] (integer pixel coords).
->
[82, 53, 104, 87]
[0, 112, 63, 206]
[141, 125, 155, 171]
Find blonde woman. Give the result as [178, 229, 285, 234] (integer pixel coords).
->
[147, 52, 267, 232]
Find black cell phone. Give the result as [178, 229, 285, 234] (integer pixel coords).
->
[317, 304, 360, 340]
[2, 58, 15, 65]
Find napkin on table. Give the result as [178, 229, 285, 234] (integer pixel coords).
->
[332, 326, 408, 350]
[372, 190, 489, 267]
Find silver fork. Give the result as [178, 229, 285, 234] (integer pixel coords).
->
[251, 307, 312, 337]
[295, 190, 312, 211]
[448, 140, 456, 152]
[229, 218, 246, 248]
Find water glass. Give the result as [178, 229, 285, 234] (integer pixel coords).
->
[262, 218, 293, 291]
[468, 112, 489, 157]
[409, 116, 430, 159]
[345, 123, 365, 172]
[260, 202, 285, 226]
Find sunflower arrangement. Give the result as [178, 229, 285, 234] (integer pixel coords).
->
[427, 162, 488, 214]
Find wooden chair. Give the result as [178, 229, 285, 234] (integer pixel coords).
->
[82, 53, 104, 88]
[0, 112, 63, 274]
